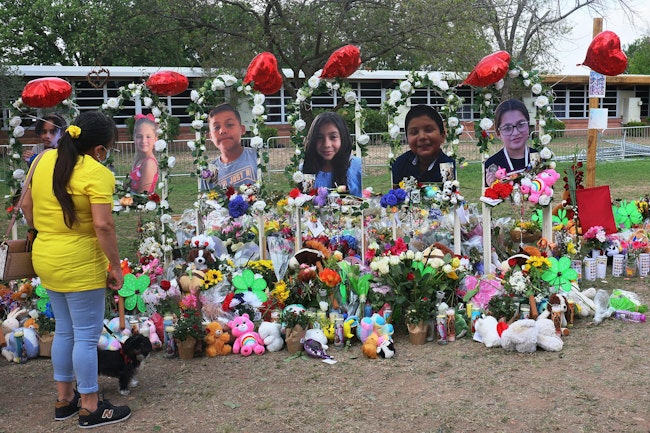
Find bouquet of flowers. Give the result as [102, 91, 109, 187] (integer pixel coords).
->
[582, 225, 610, 252]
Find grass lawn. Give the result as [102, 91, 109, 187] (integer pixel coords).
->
[2, 158, 648, 261]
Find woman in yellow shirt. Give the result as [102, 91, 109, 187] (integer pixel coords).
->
[22, 111, 131, 428]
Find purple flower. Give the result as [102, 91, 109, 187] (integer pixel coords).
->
[394, 188, 407, 202]
[228, 195, 250, 218]
[201, 169, 213, 179]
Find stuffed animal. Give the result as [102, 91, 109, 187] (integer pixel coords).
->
[592, 289, 613, 325]
[520, 168, 561, 205]
[304, 323, 328, 350]
[178, 269, 206, 294]
[257, 321, 284, 352]
[2, 327, 39, 362]
[500, 319, 538, 353]
[228, 313, 265, 356]
[535, 318, 564, 352]
[473, 315, 501, 348]
[142, 318, 162, 350]
[537, 293, 570, 335]
[10, 281, 33, 302]
[1, 308, 28, 335]
[98, 317, 132, 351]
[357, 313, 393, 343]
[204, 321, 232, 357]
[302, 338, 332, 360]
[187, 248, 215, 271]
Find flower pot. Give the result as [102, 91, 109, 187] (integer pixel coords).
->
[176, 336, 197, 360]
[285, 324, 306, 354]
[38, 332, 54, 357]
[406, 321, 428, 345]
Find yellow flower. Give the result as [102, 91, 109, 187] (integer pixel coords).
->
[451, 257, 460, 268]
[207, 191, 220, 200]
[265, 220, 280, 233]
[567, 242, 577, 255]
[271, 280, 289, 303]
[66, 125, 81, 139]
[202, 269, 223, 289]
[276, 198, 288, 208]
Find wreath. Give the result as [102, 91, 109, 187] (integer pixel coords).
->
[5, 96, 78, 213]
[186, 75, 269, 184]
[286, 75, 369, 185]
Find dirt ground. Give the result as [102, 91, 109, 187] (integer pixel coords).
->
[1, 279, 649, 433]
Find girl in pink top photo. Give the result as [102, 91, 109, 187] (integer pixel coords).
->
[129, 114, 159, 194]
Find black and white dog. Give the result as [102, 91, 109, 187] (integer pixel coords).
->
[97, 333, 153, 395]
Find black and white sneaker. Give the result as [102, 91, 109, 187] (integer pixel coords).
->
[78, 397, 131, 429]
[54, 389, 81, 420]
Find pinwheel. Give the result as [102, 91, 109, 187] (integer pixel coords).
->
[118, 273, 150, 313]
[232, 269, 268, 302]
[542, 257, 578, 293]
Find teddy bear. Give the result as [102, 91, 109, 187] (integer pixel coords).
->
[520, 168, 561, 205]
[258, 321, 284, 352]
[500, 318, 564, 353]
[228, 313, 265, 356]
[141, 318, 163, 350]
[473, 315, 501, 348]
[204, 321, 232, 357]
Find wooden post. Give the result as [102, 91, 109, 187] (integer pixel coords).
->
[586, 18, 603, 188]
[453, 206, 461, 255]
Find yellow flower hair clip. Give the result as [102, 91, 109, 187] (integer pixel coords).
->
[66, 125, 81, 139]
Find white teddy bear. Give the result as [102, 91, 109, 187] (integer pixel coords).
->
[473, 315, 501, 348]
[258, 321, 284, 352]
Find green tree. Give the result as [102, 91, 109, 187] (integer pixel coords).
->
[626, 35, 650, 74]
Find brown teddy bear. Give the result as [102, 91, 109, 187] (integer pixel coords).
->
[204, 321, 232, 357]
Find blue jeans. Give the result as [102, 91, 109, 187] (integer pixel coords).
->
[47, 288, 105, 394]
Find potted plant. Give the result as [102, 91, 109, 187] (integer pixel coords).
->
[174, 308, 205, 359]
[36, 313, 56, 357]
[281, 308, 312, 354]
[405, 297, 434, 345]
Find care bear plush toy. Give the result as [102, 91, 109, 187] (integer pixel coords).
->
[204, 321, 232, 357]
[520, 168, 560, 206]
[228, 313, 265, 356]
[258, 321, 284, 352]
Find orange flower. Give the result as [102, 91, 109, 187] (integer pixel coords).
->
[318, 268, 341, 288]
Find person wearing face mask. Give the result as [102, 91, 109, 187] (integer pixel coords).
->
[20, 111, 132, 428]
[484, 99, 539, 186]
[22, 113, 67, 165]
[391, 105, 455, 187]
[129, 114, 159, 194]
[301, 111, 362, 196]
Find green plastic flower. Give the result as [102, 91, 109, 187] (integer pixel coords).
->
[35, 284, 50, 312]
[552, 208, 568, 226]
[542, 256, 578, 293]
[232, 269, 268, 302]
[118, 273, 150, 313]
[613, 200, 642, 229]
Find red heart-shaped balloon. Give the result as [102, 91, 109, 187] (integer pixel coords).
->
[463, 51, 511, 87]
[146, 71, 189, 96]
[21, 77, 72, 108]
[580, 30, 628, 76]
[243, 52, 284, 95]
[320, 45, 362, 79]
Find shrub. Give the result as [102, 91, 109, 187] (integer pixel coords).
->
[624, 121, 646, 137]
[545, 118, 566, 138]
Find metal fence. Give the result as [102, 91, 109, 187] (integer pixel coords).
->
[2, 126, 650, 181]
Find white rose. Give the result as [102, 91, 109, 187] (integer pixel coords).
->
[9, 116, 21, 127]
[331, 83, 340, 91]
[187, 141, 196, 151]
[448, 117, 459, 127]
[495, 79, 505, 90]
[107, 98, 119, 109]
[145, 201, 157, 211]
[357, 134, 370, 145]
[252, 104, 265, 116]
[128, 83, 136, 90]
[388, 152, 394, 159]
[540, 146, 553, 159]
[143, 97, 153, 107]
[428, 72, 442, 86]
[399, 80, 413, 94]
[292, 171, 304, 183]
[484, 93, 492, 100]
[160, 214, 173, 224]
[308, 76, 320, 89]
[294, 119, 306, 131]
[522, 71, 529, 79]
[221, 75, 237, 86]
[479, 118, 493, 131]
[389, 125, 401, 139]
[378, 263, 390, 275]
[538, 195, 551, 206]
[535, 96, 549, 108]
[427, 257, 444, 268]
[406, 250, 415, 260]
[191, 119, 204, 130]
[12, 98, 23, 109]
[415, 252, 424, 262]
[101, 103, 108, 110]
[12, 153, 21, 160]
[523, 79, 531, 87]
[539, 119, 546, 127]
[508, 69, 520, 78]
[389, 255, 401, 266]
[190, 90, 200, 102]
[344, 91, 357, 103]
[154, 139, 167, 152]
[253, 94, 265, 105]
[443, 264, 453, 274]
[9, 138, 15, 145]
[455, 126, 464, 136]
[531, 83, 542, 95]
[370, 261, 379, 272]
[540, 134, 552, 146]
[294, 148, 302, 156]
[12, 126, 25, 138]
[252, 201, 266, 213]
[549, 161, 556, 169]
[250, 136, 264, 148]
[212, 79, 225, 91]
[167, 156, 176, 168]
[151, 107, 162, 117]
[389, 89, 402, 104]
[438, 81, 449, 91]
[12, 169, 25, 180]
[296, 89, 308, 102]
